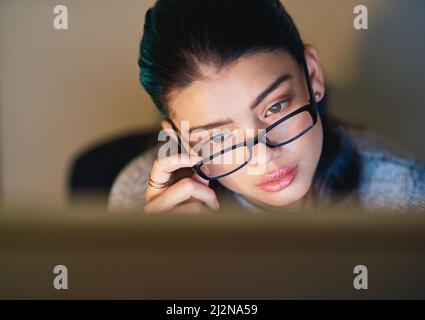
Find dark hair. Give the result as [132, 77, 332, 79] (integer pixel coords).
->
[138, 0, 361, 206]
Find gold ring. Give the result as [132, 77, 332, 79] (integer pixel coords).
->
[148, 175, 169, 189]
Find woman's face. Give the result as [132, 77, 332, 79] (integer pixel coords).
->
[164, 46, 325, 208]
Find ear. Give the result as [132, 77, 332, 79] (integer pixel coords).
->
[161, 119, 179, 143]
[161, 119, 192, 154]
[161, 119, 173, 131]
[304, 45, 325, 102]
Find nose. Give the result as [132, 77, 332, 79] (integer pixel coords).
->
[247, 138, 281, 175]
[236, 117, 279, 175]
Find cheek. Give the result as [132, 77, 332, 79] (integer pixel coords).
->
[298, 118, 323, 173]
[218, 169, 256, 192]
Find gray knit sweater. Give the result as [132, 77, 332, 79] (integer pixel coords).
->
[108, 128, 425, 213]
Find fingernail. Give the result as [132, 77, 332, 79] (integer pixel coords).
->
[201, 165, 210, 175]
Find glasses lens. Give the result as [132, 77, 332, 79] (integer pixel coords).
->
[266, 109, 314, 145]
[194, 107, 314, 179]
[199, 145, 251, 178]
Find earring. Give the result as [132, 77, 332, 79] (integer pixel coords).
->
[314, 92, 321, 100]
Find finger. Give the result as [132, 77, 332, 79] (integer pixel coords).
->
[144, 178, 219, 214]
[145, 178, 218, 213]
[169, 200, 213, 215]
[146, 153, 202, 201]
[192, 171, 209, 186]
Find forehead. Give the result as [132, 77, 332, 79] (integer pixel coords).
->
[168, 50, 299, 126]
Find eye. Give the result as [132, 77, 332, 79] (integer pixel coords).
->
[211, 131, 232, 144]
[264, 100, 288, 117]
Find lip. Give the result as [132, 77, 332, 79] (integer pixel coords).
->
[255, 164, 299, 192]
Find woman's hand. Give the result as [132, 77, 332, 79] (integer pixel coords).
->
[144, 154, 220, 214]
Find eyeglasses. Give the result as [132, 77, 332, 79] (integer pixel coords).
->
[169, 56, 319, 180]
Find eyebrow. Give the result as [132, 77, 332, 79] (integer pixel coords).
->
[188, 73, 292, 134]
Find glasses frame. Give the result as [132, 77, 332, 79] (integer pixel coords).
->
[167, 55, 319, 180]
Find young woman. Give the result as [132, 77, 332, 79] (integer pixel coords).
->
[108, 0, 425, 213]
